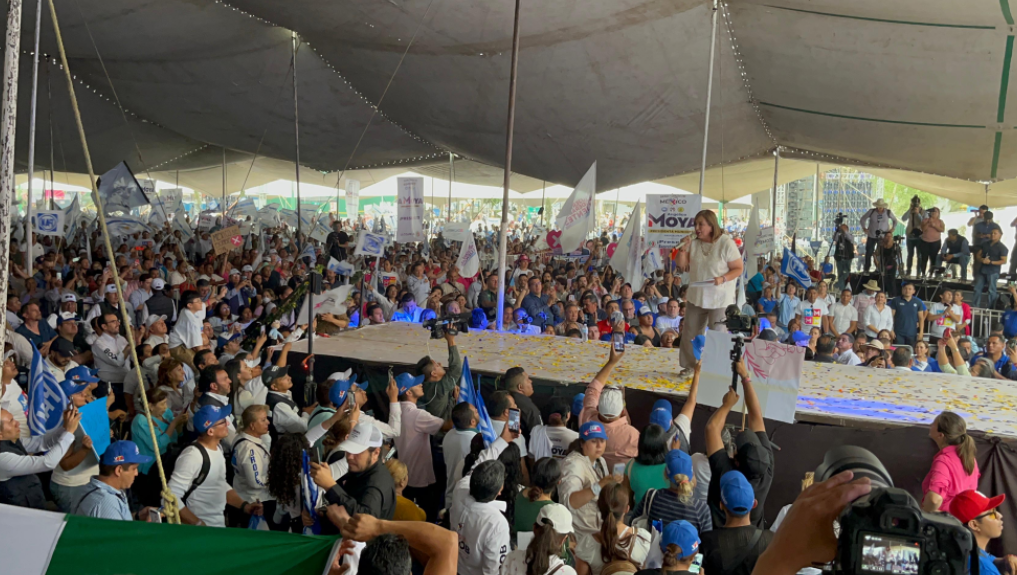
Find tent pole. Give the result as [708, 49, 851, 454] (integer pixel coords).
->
[496, 0, 522, 332]
[813, 163, 820, 238]
[292, 31, 302, 243]
[614, 187, 620, 226]
[697, 0, 719, 196]
[771, 147, 780, 242]
[27, 0, 42, 219]
[448, 152, 454, 222]
[222, 146, 226, 215]
[540, 180, 546, 227]
[0, 0, 23, 339]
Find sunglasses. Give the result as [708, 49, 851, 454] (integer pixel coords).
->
[976, 509, 1002, 520]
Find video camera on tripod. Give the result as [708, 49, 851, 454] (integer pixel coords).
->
[422, 312, 473, 340]
[875, 229, 904, 243]
[724, 304, 756, 336]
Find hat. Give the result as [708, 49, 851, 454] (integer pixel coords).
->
[51, 338, 76, 358]
[864, 340, 885, 351]
[61, 293, 77, 303]
[197, 274, 211, 282]
[101, 440, 154, 467]
[193, 404, 232, 434]
[792, 331, 810, 347]
[105, 284, 119, 294]
[65, 366, 100, 383]
[337, 421, 383, 455]
[758, 318, 772, 330]
[230, 269, 241, 276]
[395, 372, 425, 395]
[862, 279, 881, 292]
[535, 503, 574, 534]
[692, 334, 706, 362]
[873, 199, 888, 208]
[571, 393, 585, 416]
[329, 376, 357, 407]
[261, 365, 290, 388]
[56, 313, 80, 326]
[666, 449, 693, 482]
[649, 399, 673, 429]
[152, 278, 166, 291]
[950, 490, 1006, 524]
[59, 378, 90, 398]
[3, 350, 17, 363]
[660, 520, 700, 559]
[144, 314, 167, 328]
[720, 470, 756, 516]
[757, 329, 778, 342]
[637, 305, 652, 317]
[734, 430, 769, 478]
[598, 386, 624, 418]
[242, 265, 253, 272]
[579, 421, 608, 441]
[518, 254, 530, 262]
[609, 310, 625, 324]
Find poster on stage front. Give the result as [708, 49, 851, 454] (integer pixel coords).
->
[397, 177, 425, 243]
[646, 194, 701, 249]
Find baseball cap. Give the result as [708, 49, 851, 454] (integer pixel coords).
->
[649, 399, 673, 429]
[329, 376, 357, 407]
[59, 378, 90, 398]
[51, 338, 76, 358]
[395, 372, 425, 395]
[261, 365, 290, 388]
[792, 330, 810, 347]
[757, 329, 778, 342]
[56, 312, 80, 326]
[101, 440, 154, 467]
[61, 293, 77, 303]
[579, 421, 608, 441]
[535, 503, 574, 534]
[637, 305, 653, 316]
[692, 334, 706, 362]
[571, 393, 585, 416]
[758, 317, 772, 330]
[65, 366, 100, 383]
[598, 386, 624, 418]
[328, 369, 354, 383]
[734, 430, 769, 479]
[720, 470, 756, 516]
[660, 520, 700, 559]
[105, 284, 119, 294]
[145, 314, 167, 328]
[193, 404, 232, 434]
[230, 269, 241, 276]
[950, 490, 1006, 524]
[518, 254, 530, 262]
[242, 265, 253, 272]
[666, 449, 693, 482]
[152, 278, 166, 291]
[337, 421, 383, 455]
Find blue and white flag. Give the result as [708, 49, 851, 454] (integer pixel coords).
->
[105, 216, 151, 238]
[300, 242, 318, 262]
[354, 231, 387, 258]
[781, 247, 813, 289]
[32, 210, 65, 237]
[300, 451, 321, 535]
[456, 232, 480, 278]
[63, 195, 81, 241]
[27, 341, 68, 436]
[229, 197, 259, 220]
[327, 257, 354, 276]
[95, 161, 150, 215]
[457, 358, 497, 446]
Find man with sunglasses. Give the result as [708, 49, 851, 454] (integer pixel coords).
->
[950, 490, 1017, 575]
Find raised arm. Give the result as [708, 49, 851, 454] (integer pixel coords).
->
[705, 388, 738, 457]
[740, 365, 766, 433]
[342, 515, 458, 575]
[678, 361, 701, 422]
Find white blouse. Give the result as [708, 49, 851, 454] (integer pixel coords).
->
[686, 235, 741, 310]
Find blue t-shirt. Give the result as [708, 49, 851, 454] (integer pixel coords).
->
[746, 273, 764, 294]
[15, 321, 58, 349]
[969, 549, 1001, 575]
[1003, 309, 1017, 339]
[758, 298, 777, 314]
[888, 296, 927, 337]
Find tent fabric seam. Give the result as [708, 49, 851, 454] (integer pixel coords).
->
[759, 102, 987, 129]
[763, 5, 997, 30]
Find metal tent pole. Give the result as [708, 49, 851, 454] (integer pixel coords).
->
[292, 32, 302, 242]
[448, 152, 454, 222]
[27, 0, 42, 220]
[813, 163, 820, 238]
[540, 181, 546, 227]
[771, 148, 780, 235]
[0, 0, 23, 342]
[698, 0, 719, 196]
[222, 147, 226, 215]
[496, 0, 522, 332]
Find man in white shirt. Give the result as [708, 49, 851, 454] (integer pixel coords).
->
[393, 371, 452, 522]
[264, 365, 314, 435]
[197, 366, 237, 452]
[46, 293, 79, 329]
[835, 334, 863, 366]
[231, 405, 276, 527]
[6, 295, 22, 330]
[169, 291, 207, 354]
[795, 287, 829, 333]
[828, 288, 859, 337]
[655, 298, 683, 332]
[454, 459, 511, 575]
[528, 398, 579, 460]
[46, 338, 80, 382]
[0, 352, 29, 442]
[167, 404, 262, 527]
[128, 274, 154, 325]
[442, 402, 478, 504]
[488, 391, 529, 459]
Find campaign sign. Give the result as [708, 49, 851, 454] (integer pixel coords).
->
[646, 194, 701, 249]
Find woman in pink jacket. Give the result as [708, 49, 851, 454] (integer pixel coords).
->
[922, 411, 979, 513]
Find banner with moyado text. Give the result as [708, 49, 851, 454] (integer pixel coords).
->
[646, 194, 701, 250]
[396, 177, 425, 243]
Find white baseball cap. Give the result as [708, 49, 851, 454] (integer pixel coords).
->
[145, 314, 167, 328]
[105, 284, 119, 294]
[61, 293, 77, 303]
[152, 278, 166, 291]
[337, 421, 383, 455]
[598, 386, 624, 418]
[242, 265, 253, 272]
[535, 503, 574, 534]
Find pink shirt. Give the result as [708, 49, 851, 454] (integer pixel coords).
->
[580, 378, 639, 470]
[394, 401, 445, 488]
[922, 445, 979, 511]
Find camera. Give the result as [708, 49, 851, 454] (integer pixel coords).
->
[422, 312, 473, 340]
[724, 304, 756, 336]
[815, 446, 973, 575]
[834, 212, 846, 226]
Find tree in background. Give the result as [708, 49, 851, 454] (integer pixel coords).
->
[883, 180, 966, 217]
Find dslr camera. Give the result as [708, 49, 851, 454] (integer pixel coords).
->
[834, 212, 847, 226]
[815, 446, 973, 575]
[422, 312, 473, 340]
[724, 304, 756, 336]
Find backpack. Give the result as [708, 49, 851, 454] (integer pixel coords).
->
[179, 442, 212, 506]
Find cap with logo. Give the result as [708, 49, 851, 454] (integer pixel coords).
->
[720, 470, 756, 516]
[152, 278, 166, 291]
[105, 284, 119, 294]
[571, 393, 585, 417]
[65, 366, 100, 383]
[60, 293, 77, 303]
[59, 378, 91, 398]
[535, 503, 574, 534]
[56, 312, 80, 326]
[650, 399, 673, 429]
[950, 490, 1006, 524]
[337, 421, 383, 455]
[193, 404, 232, 434]
[395, 372, 425, 395]
[101, 440, 154, 466]
[792, 331, 810, 347]
[329, 375, 357, 407]
[579, 421, 608, 441]
[637, 305, 653, 317]
[666, 449, 693, 483]
[660, 520, 700, 558]
[242, 265, 254, 273]
[262, 365, 290, 388]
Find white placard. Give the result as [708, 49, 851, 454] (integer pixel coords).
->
[396, 177, 425, 243]
[33, 210, 64, 236]
[699, 331, 805, 424]
[345, 180, 360, 219]
[443, 222, 470, 241]
[197, 213, 216, 233]
[753, 227, 775, 255]
[646, 194, 701, 249]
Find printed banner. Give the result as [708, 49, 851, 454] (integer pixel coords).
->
[197, 213, 216, 233]
[396, 177, 425, 243]
[781, 247, 813, 288]
[310, 220, 331, 243]
[456, 233, 481, 278]
[345, 179, 360, 218]
[753, 227, 775, 255]
[646, 193, 701, 249]
[443, 222, 470, 241]
[96, 162, 149, 215]
[229, 197, 259, 220]
[211, 225, 243, 255]
[258, 204, 281, 227]
[27, 342, 67, 436]
[354, 231, 387, 258]
[33, 210, 65, 236]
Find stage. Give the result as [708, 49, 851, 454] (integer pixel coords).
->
[287, 322, 1017, 438]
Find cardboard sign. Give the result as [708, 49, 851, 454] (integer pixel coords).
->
[211, 225, 242, 255]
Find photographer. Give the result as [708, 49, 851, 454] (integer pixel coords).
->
[413, 331, 462, 422]
[939, 230, 971, 281]
[860, 199, 898, 273]
[902, 197, 926, 277]
[832, 223, 855, 292]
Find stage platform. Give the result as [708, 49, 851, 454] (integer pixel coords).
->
[288, 322, 1017, 438]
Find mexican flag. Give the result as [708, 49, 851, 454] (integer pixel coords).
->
[1, 504, 341, 575]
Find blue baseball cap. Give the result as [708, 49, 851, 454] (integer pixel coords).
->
[193, 404, 232, 434]
[571, 393, 585, 416]
[758, 317, 772, 330]
[661, 520, 700, 558]
[470, 308, 489, 330]
[692, 334, 706, 362]
[65, 366, 100, 383]
[792, 330, 810, 347]
[217, 333, 242, 347]
[59, 378, 90, 398]
[395, 372, 425, 395]
[579, 421, 608, 441]
[666, 449, 693, 482]
[650, 399, 673, 429]
[329, 376, 356, 407]
[101, 440, 154, 466]
[720, 470, 755, 516]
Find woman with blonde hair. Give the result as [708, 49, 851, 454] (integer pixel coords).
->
[922, 411, 979, 512]
[674, 210, 743, 368]
[385, 458, 426, 522]
[629, 450, 712, 535]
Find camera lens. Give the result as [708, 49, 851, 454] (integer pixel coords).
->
[814, 446, 894, 490]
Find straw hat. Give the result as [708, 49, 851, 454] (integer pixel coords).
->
[873, 199, 888, 208]
[862, 279, 881, 292]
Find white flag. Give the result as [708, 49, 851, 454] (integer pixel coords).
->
[33, 210, 65, 237]
[609, 200, 642, 284]
[456, 233, 480, 279]
[354, 231, 387, 258]
[310, 220, 331, 243]
[557, 162, 597, 254]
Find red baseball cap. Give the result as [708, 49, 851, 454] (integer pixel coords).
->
[950, 490, 1006, 524]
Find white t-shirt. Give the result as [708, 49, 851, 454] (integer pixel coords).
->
[168, 443, 230, 527]
[829, 302, 858, 334]
[545, 426, 579, 458]
[796, 299, 829, 329]
[836, 349, 864, 366]
[928, 303, 962, 339]
[0, 380, 30, 441]
[491, 420, 528, 457]
[686, 236, 741, 309]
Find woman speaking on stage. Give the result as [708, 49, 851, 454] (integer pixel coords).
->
[674, 210, 743, 367]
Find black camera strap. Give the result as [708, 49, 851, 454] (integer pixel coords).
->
[726, 528, 764, 572]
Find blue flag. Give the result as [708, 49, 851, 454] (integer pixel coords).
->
[300, 450, 321, 535]
[781, 247, 813, 289]
[457, 358, 497, 446]
[27, 341, 68, 436]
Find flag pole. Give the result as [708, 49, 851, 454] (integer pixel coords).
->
[496, 0, 522, 332]
[698, 0, 719, 196]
